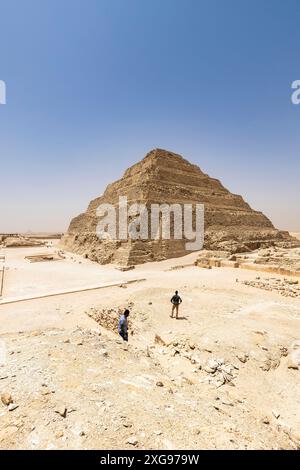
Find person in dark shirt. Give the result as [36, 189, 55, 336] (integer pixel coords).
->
[118, 309, 130, 341]
[170, 290, 182, 319]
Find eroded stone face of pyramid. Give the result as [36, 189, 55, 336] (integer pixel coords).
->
[62, 149, 298, 265]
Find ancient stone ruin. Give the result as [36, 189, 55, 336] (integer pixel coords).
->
[62, 149, 299, 265]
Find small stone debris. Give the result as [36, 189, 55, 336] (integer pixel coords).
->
[156, 381, 164, 387]
[221, 399, 234, 407]
[243, 278, 300, 299]
[99, 349, 108, 357]
[72, 427, 86, 437]
[236, 353, 248, 363]
[163, 336, 203, 369]
[279, 346, 288, 357]
[253, 330, 267, 336]
[182, 376, 195, 385]
[259, 351, 282, 372]
[287, 340, 300, 369]
[154, 334, 166, 346]
[272, 410, 280, 419]
[127, 436, 138, 446]
[30, 434, 40, 446]
[117, 265, 135, 272]
[203, 358, 237, 387]
[287, 362, 299, 370]
[1, 393, 13, 406]
[8, 403, 19, 412]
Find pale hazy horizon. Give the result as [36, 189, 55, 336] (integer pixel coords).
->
[1, 148, 300, 234]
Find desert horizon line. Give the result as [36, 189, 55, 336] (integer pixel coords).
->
[1, 148, 300, 234]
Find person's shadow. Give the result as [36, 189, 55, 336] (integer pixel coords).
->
[176, 316, 188, 320]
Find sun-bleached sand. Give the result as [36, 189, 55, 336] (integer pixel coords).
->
[0, 242, 299, 449]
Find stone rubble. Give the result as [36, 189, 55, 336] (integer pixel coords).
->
[243, 277, 300, 298]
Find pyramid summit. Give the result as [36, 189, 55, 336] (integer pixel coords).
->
[62, 149, 298, 265]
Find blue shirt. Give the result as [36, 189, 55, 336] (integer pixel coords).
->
[118, 315, 128, 334]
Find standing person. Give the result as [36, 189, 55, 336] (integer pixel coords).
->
[170, 290, 182, 319]
[118, 309, 130, 341]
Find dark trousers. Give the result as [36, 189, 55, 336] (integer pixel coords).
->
[119, 331, 128, 342]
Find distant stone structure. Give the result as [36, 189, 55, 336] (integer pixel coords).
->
[62, 149, 299, 265]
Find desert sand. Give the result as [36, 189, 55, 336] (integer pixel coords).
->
[0, 241, 299, 449]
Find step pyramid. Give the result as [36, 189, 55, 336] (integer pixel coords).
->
[62, 149, 298, 265]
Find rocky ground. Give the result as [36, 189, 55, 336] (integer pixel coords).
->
[1, 324, 299, 450]
[243, 277, 300, 298]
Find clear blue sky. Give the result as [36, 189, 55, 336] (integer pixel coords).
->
[1, 0, 300, 232]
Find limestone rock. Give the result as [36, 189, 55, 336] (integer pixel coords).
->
[236, 353, 249, 363]
[1, 393, 13, 406]
[127, 436, 138, 446]
[287, 340, 300, 369]
[8, 404, 19, 412]
[62, 149, 299, 265]
[154, 334, 166, 346]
